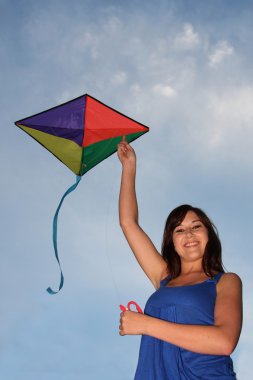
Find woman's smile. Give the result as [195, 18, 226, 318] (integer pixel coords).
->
[184, 241, 199, 248]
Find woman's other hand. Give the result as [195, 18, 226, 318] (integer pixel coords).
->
[119, 310, 149, 336]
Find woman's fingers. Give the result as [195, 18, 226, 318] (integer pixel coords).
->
[117, 137, 127, 151]
[117, 136, 136, 167]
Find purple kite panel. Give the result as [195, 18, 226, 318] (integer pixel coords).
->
[18, 95, 86, 146]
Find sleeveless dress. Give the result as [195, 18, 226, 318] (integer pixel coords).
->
[134, 272, 236, 379]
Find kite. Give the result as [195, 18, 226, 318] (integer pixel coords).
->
[15, 94, 149, 294]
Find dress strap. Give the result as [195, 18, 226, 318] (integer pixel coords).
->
[160, 275, 172, 287]
[212, 272, 224, 284]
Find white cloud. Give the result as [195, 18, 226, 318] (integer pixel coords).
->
[152, 83, 177, 97]
[174, 85, 253, 170]
[111, 71, 127, 85]
[130, 83, 141, 95]
[102, 15, 123, 34]
[206, 85, 253, 148]
[73, 32, 99, 60]
[209, 40, 234, 67]
[174, 23, 200, 50]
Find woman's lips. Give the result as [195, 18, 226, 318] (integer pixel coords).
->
[184, 241, 199, 248]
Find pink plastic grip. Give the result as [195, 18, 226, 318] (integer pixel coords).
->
[119, 300, 143, 314]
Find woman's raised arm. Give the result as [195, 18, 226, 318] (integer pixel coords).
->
[117, 138, 168, 288]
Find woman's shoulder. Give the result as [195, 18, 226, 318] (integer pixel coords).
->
[218, 272, 242, 291]
[220, 272, 242, 283]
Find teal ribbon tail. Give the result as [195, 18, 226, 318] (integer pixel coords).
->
[47, 175, 82, 295]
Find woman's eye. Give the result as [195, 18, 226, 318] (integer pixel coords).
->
[192, 224, 202, 230]
[175, 229, 184, 234]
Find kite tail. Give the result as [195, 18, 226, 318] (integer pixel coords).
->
[47, 175, 82, 295]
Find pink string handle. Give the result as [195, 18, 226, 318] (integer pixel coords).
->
[119, 300, 143, 314]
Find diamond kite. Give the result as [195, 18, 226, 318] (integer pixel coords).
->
[15, 94, 149, 176]
[15, 94, 149, 293]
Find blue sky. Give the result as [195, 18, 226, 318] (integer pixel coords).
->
[1, 0, 253, 378]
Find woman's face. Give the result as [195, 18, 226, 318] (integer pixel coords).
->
[172, 211, 208, 264]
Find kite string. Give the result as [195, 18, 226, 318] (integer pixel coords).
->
[104, 164, 123, 305]
[47, 175, 82, 295]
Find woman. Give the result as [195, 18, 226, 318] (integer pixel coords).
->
[117, 138, 242, 380]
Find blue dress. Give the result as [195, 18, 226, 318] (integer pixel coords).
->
[134, 273, 236, 379]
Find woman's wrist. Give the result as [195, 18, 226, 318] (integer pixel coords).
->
[141, 315, 155, 335]
[122, 160, 136, 174]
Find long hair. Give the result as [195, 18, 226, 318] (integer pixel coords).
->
[161, 204, 224, 278]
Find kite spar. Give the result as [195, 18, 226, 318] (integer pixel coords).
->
[15, 94, 149, 294]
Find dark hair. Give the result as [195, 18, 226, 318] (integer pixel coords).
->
[161, 204, 224, 278]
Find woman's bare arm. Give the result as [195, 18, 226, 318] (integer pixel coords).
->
[118, 139, 168, 288]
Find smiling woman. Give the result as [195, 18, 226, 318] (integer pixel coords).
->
[117, 140, 242, 380]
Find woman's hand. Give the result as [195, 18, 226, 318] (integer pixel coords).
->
[119, 310, 149, 336]
[117, 136, 136, 167]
